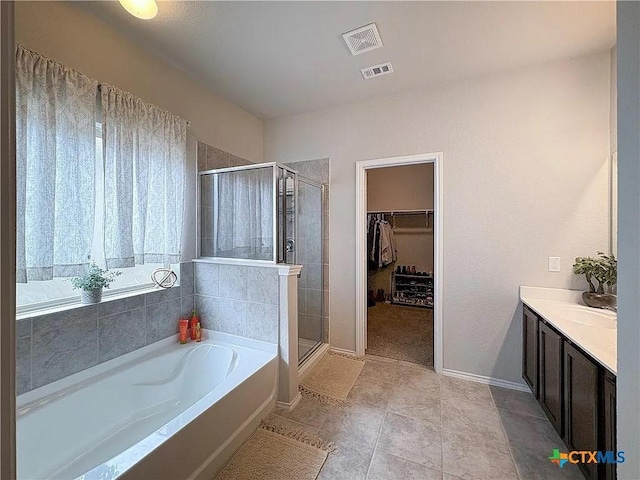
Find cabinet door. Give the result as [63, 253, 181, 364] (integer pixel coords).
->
[564, 342, 599, 480]
[539, 321, 563, 435]
[522, 306, 538, 396]
[603, 372, 617, 480]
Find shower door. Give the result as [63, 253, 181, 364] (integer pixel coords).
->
[297, 178, 324, 362]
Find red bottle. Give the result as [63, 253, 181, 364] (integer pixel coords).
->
[179, 318, 189, 344]
[189, 310, 199, 341]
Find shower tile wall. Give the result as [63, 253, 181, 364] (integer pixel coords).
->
[193, 262, 279, 343]
[284, 159, 330, 344]
[197, 141, 253, 171]
[16, 262, 195, 395]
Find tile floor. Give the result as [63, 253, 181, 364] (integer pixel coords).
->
[270, 355, 585, 480]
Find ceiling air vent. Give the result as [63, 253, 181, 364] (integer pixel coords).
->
[361, 62, 393, 80]
[342, 23, 383, 56]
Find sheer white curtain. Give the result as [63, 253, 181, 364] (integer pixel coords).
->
[15, 45, 98, 283]
[216, 168, 273, 259]
[101, 84, 186, 268]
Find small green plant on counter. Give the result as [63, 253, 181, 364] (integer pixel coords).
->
[572, 252, 617, 294]
[70, 263, 121, 291]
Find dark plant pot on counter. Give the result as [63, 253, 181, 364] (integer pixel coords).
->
[80, 288, 103, 305]
[582, 292, 616, 309]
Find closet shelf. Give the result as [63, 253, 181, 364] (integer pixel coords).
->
[392, 227, 433, 234]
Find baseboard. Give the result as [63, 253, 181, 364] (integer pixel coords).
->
[299, 343, 330, 381]
[442, 369, 532, 393]
[275, 392, 302, 411]
[329, 346, 357, 357]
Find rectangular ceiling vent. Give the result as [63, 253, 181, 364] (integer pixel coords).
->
[361, 62, 393, 80]
[342, 23, 383, 56]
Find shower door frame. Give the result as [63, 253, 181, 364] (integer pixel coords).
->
[196, 162, 299, 264]
[296, 175, 325, 365]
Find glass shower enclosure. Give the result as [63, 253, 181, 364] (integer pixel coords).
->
[198, 162, 324, 363]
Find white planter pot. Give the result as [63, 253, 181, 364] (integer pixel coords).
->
[80, 288, 103, 304]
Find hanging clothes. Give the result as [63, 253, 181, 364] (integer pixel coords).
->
[367, 214, 397, 269]
[378, 220, 397, 267]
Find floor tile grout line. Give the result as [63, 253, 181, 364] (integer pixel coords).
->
[495, 405, 547, 420]
[365, 410, 387, 479]
[489, 387, 523, 480]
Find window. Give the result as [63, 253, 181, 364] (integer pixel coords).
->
[15, 46, 187, 313]
[16, 123, 164, 312]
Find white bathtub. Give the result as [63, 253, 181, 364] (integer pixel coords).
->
[17, 331, 278, 480]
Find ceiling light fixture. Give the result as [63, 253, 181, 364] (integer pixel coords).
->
[119, 0, 158, 20]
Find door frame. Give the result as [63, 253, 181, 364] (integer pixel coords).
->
[355, 152, 443, 373]
[0, 1, 17, 477]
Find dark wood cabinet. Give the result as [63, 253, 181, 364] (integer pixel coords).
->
[564, 342, 600, 480]
[539, 321, 563, 435]
[603, 371, 617, 480]
[522, 306, 539, 397]
[522, 303, 618, 480]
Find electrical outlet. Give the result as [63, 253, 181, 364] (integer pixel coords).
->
[548, 256, 561, 272]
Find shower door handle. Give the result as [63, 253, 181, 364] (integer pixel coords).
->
[286, 238, 295, 253]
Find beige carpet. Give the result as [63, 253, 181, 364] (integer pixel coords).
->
[214, 427, 329, 480]
[300, 353, 365, 403]
[366, 303, 433, 366]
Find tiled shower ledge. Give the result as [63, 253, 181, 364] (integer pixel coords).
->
[193, 257, 302, 275]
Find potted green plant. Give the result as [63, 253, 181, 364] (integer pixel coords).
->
[71, 263, 121, 304]
[572, 252, 617, 309]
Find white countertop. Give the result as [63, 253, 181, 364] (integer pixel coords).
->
[520, 286, 617, 374]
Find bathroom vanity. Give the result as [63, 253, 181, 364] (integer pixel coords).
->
[520, 287, 617, 480]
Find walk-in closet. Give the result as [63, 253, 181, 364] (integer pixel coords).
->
[366, 163, 435, 367]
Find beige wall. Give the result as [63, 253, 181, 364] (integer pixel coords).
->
[14, 1, 263, 164]
[367, 164, 434, 293]
[367, 164, 434, 211]
[265, 52, 611, 385]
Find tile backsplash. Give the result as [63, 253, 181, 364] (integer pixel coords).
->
[16, 262, 194, 395]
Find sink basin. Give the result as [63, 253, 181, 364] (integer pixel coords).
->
[552, 304, 617, 329]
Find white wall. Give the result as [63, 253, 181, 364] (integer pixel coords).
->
[616, 3, 640, 477]
[265, 52, 611, 384]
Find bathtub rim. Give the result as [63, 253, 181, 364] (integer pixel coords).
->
[17, 330, 276, 412]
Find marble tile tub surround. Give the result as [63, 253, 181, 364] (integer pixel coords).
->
[197, 141, 253, 171]
[193, 261, 280, 343]
[271, 356, 584, 480]
[16, 262, 195, 396]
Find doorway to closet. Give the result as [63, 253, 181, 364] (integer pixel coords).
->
[365, 163, 435, 367]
